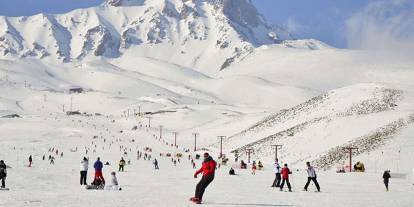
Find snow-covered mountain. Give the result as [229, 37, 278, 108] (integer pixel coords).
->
[0, 0, 299, 75]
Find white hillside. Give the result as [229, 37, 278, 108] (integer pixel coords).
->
[223, 84, 414, 169]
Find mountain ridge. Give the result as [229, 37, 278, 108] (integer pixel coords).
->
[0, 0, 307, 75]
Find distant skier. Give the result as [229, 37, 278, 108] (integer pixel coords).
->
[153, 159, 159, 169]
[280, 163, 292, 192]
[251, 162, 257, 175]
[42, 155, 45, 161]
[303, 162, 320, 192]
[190, 152, 216, 204]
[28, 155, 33, 167]
[94, 157, 105, 184]
[119, 157, 126, 172]
[80, 157, 89, 185]
[271, 159, 281, 187]
[383, 170, 391, 191]
[0, 160, 7, 188]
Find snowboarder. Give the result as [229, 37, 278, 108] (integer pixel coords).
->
[303, 162, 320, 192]
[280, 163, 292, 192]
[190, 152, 216, 204]
[80, 157, 89, 185]
[229, 168, 235, 175]
[271, 159, 281, 187]
[0, 160, 7, 188]
[94, 157, 105, 184]
[383, 170, 391, 191]
[119, 157, 126, 172]
[153, 159, 159, 169]
[28, 155, 33, 167]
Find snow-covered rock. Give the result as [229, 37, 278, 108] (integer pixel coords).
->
[0, 0, 298, 74]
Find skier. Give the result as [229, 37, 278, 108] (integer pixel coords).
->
[190, 152, 216, 204]
[252, 162, 257, 175]
[271, 159, 281, 187]
[0, 160, 7, 188]
[153, 158, 159, 169]
[383, 170, 391, 191]
[80, 157, 89, 185]
[42, 155, 45, 161]
[280, 163, 292, 192]
[119, 157, 126, 172]
[303, 162, 320, 192]
[28, 155, 33, 167]
[94, 157, 105, 184]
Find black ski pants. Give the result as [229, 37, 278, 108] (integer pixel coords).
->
[272, 173, 281, 187]
[384, 180, 389, 190]
[280, 178, 291, 190]
[304, 177, 320, 191]
[80, 171, 87, 185]
[195, 174, 214, 201]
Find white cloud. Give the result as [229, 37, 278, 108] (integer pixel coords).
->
[345, 0, 414, 52]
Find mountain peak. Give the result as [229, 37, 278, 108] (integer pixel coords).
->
[0, 0, 295, 75]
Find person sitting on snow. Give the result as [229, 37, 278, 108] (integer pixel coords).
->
[229, 168, 235, 175]
[240, 160, 247, 169]
[88, 177, 105, 190]
[258, 161, 263, 170]
[104, 171, 121, 191]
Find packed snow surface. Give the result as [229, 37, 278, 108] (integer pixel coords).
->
[1, 0, 414, 206]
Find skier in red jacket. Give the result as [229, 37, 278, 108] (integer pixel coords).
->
[190, 152, 216, 204]
[280, 163, 292, 192]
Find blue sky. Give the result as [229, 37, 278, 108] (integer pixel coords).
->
[0, 0, 412, 49]
[251, 0, 369, 48]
